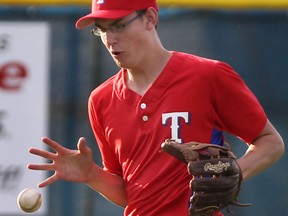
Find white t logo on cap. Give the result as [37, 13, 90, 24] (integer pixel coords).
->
[97, 0, 104, 4]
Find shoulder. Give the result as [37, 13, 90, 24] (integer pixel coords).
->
[89, 71, 122, 108]
[171, 51, 236, 78]
[172, 51, 217, 65]
[171, 51, 233, 72]
[91, 76, 115, 98]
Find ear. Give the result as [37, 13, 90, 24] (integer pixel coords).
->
[144, 7, 158, 29]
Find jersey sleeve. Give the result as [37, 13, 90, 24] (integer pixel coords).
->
[88, 96, 123, 176]
[211, 61, 267, 144]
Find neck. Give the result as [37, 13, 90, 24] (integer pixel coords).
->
[126, 49, 172, 96]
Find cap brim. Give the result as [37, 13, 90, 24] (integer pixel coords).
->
[76, 10, 134, 29]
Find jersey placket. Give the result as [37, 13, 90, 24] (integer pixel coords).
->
[140, 102, 149, 122]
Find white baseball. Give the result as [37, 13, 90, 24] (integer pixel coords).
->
[17, 188, 42, 213]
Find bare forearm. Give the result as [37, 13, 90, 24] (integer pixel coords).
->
[86, 164, 128, 207]
[238, 141, 283, 180]
[237, 120, 284, 181]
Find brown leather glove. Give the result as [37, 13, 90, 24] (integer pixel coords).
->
[161, 139, 250, 216]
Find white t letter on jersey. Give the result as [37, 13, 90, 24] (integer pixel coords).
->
[162, 112, 189, 143]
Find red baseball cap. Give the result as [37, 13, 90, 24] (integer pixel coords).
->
[76, 0, 158, 29]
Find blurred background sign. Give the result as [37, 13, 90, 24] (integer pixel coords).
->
[0, 22, 49, 215]
[1, 0, 288, 8]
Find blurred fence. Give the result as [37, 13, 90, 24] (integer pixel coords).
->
[0, 5, 287, 216]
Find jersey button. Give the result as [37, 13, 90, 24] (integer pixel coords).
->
[142, 115, 149, 121]
[140, 103, 147, 109]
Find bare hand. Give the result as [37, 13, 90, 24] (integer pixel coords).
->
[28, 137, 94, 188]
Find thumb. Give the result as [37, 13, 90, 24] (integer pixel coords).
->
[77, 137, 91, 155]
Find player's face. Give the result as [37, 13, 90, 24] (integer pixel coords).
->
[95, 12, 150, 69]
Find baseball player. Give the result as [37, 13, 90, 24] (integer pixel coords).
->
[28, 0, 284, 215]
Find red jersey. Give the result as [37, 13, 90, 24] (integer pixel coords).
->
[88, 52, 267, 216]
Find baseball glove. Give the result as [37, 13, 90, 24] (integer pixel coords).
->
[161, 139, 250, 216]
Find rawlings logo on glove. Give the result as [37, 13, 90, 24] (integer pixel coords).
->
[204, 161, 231, 173]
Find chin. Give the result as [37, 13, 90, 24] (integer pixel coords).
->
[115, 61, 129, 69]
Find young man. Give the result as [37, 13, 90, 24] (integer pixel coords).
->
[28, 0, 284, 215]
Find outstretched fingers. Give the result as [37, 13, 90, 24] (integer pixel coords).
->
[28, 137, 69, 161]
[41, 136, 66, 153]
[28, 147, 55, 160]
[27, 163, 54, 171]
[37, 173, 58, 188]
[27, 137, 63, 186]
[28, 136, 94, 187]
